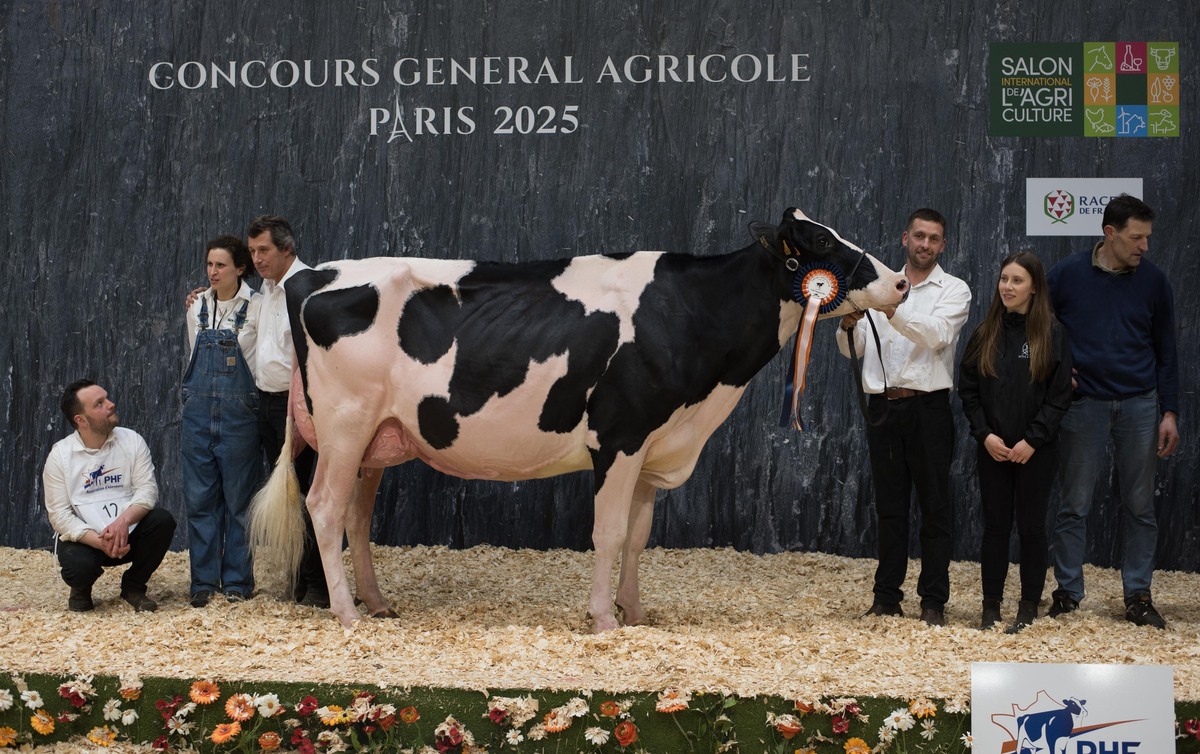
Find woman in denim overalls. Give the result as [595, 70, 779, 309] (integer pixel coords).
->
[182, 235, 262, 607]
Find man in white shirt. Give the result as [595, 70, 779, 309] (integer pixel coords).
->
[246, 215, 328, 608]
[835, 208, 972, 626]
[43, 380, 177, 612]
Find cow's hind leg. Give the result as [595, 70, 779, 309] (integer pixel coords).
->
[614, 479, 656, 627]
[345, 467, 396, 618]
[588, 453, 643, 633]
[307, 448, 371, 627]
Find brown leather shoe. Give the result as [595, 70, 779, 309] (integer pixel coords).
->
[919, 607, 945, 626]
[863, 602, 903, 618]
[121, 591, 158, 612]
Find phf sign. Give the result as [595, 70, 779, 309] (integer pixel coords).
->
[971, 662, 1174, 753]
[1026, 177, 1144, 236]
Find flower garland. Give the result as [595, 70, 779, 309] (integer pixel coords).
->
[2, 672, 1199, 753]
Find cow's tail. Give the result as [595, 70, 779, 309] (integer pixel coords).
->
[248, 416, 306, 591]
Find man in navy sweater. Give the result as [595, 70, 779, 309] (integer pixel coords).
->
[1046, 193, 1180, 629]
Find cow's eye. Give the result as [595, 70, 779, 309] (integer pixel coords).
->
[818, 235, 832, 249]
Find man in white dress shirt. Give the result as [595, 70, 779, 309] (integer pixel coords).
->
[247, 214, 329, 608]
[835, 208, 972, 626]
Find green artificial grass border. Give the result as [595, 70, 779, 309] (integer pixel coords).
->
[2, 672, 1200, 752]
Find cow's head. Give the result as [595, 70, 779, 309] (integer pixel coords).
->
[752, 208, 907, 319]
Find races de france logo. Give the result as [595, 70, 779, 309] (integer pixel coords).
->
[1044, 189, 1075, 224]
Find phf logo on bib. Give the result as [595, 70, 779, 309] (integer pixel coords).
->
[76, 461, 136, 534]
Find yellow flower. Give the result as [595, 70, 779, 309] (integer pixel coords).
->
[30, 710, 54, 736]
[190, 680, 221, 705]
[319, 705, 350, 726]
[225, 693, 255, 722]
[87, 725, 118, 747]
[909, 697, 937, 719]
[0, 726, 17, 747]
[210, 721, 241, 744]
[844, 737, 871, 754]
[258, 731, 282, 751]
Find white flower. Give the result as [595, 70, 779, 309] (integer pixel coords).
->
[884, 708, 915, 731]
[177, 702, 197, 718]
[0, 688, 12, 711]
[121, 708, 138, 726]
[21, 689, 43, 710]
[103, 699, 122, 721]
[564, 696, 590, 718]
[961, 732, 974, 748]
[505, 729, 524, 746]
[943, 698, 969, 714]
[255, 693, 283, 718]
[317, 730, 348, 752]
[527, 723, 548, 741]
[877, 724, 895, 743]
[920, 719, 937, 740]
[584, 726, 610, 745]
[167, 716, 193, 736]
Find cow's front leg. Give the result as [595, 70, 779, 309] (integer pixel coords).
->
[588, 453, 643, 632]
[345, 468, 395, 618]
[614, 479, 656, 626]
[306, 452, 366, 628]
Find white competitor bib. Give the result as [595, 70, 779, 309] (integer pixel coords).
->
[69, 455, 139, 534]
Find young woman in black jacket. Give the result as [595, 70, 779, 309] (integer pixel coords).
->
[959, 251, 1073, 633]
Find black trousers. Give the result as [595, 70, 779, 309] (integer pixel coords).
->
[865, 390, 955, 609]
[259, 390, 327, 597]
[976, 442, 1055, 603]
[58, 508, 177, 594]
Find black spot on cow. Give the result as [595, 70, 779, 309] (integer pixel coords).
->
[417, 395, 459, 449]
[409, 258, 623, 449]
[286, 268, 341, 414]
[583, 248, 792, 489]
[304, 285, 381, 350]
[397, 284, 462, 364]
[776, 208, 881, 291]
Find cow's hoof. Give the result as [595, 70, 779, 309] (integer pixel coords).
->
[370, 608, 400, 619]
[615, 603, 645, 627]
[590, 611, 621, 633]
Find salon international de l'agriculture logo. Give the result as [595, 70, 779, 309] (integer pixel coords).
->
[989, 42, 1179, 137]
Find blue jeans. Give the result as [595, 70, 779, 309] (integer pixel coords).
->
[182, 318, 261, 597]
[1052, 392, 1160, 602]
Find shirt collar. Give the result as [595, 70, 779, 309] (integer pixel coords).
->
[904, 262, 948, 289]
[1091, 240, 1134, 275]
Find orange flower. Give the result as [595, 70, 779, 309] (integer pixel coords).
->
[400, 706, 420, 724]
[225, 693, 255, 722]
[210, 721, 241, 745]
[655, 689, 691, 713]
[794, 700, 815, 714]
[87, 726, 117, 747]
[30, 710, 54, 736]
[258, 731, 282, 751]
[774, 714, 803, 739]
[599, 700, 621, 717]
[0, 726, 17, 747]
[613, 720, 638, 747]
[190, 680, 221, 705]
[119, 687, 142, 701]
[844, 737, 871, 754]
[544, 709, 571, 733]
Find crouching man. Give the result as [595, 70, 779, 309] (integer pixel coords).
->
[43, 379, 176, 612]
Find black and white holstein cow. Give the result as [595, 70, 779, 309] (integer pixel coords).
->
[250, 208, 908, 631]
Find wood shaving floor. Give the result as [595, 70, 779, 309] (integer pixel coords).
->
[2, 545, 1197, 702]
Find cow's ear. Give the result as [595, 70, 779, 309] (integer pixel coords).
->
[748, 220, 779, 252]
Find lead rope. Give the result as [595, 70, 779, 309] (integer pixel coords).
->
[846, 309, 890, 427]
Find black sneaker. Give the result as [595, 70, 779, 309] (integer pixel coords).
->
[1047, 590, 1078, 618]
[121, 591, 158, 613]
[190, 591, 213, 608]
[1125, 593, 1166, 629]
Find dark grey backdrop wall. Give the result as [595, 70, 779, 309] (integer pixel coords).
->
[3, 2, 1198, 574]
